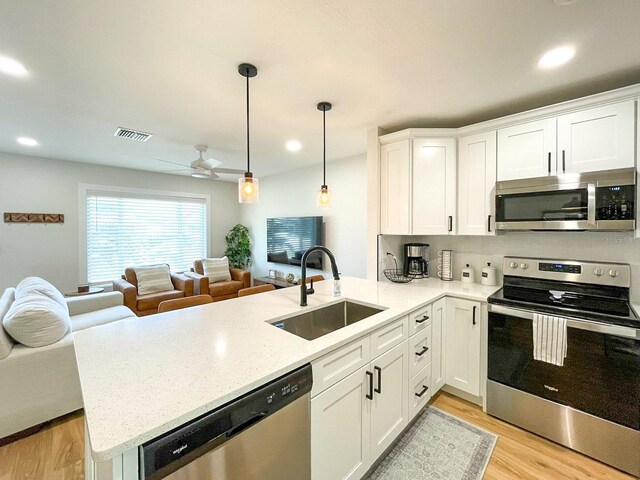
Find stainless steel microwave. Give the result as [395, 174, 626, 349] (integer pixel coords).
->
[495, 168, 636, 231]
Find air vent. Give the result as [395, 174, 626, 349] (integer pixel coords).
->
[113, 127, 153, 142]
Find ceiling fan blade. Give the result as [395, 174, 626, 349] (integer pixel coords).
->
[205, 158, 222, 169]
[154, 158, 190, 168]
[213, 168, 245, 175]
[163, 169, 191, 173]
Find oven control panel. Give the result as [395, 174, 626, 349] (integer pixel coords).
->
[504, 257, 630, 288]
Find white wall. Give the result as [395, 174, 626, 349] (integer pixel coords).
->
[0, 152, 240, 292]
[379, 232, 640, 301]
[240, 154, 367, 282]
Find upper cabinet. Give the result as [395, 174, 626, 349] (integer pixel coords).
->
[380, 136, 456, 235]
[380, 140, 411, 234]
[412, 138, 457, 235]
[458, 131, 497, 235]
[557, 101, 635, 174]
[497, 101, 636, 181]
[497, 118, 556, 181]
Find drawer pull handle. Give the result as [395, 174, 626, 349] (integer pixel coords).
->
[415, 385, 429, 398]
[374, 366, 382, 394]
[415, 346, 429, 357]
[366, 371, 374, 400]
[416, 315, 430, 324]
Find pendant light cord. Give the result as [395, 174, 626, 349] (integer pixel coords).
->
[323, 108, 326, 185]
[246, 74, 250, 173]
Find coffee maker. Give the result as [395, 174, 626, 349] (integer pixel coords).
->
[403, 243, 429, 278]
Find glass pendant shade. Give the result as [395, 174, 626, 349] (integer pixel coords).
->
[238, 173, 259, 203]
[317, 185, 331, 208]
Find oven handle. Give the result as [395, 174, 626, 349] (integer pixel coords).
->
[587, 183, 596, 227]
[488, 304, 640, 339]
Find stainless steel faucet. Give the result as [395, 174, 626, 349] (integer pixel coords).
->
[300, 246, 340, 306]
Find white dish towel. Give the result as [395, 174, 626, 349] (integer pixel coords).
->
[533, 313, 568, 366]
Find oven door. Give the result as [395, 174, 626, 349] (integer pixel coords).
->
[495, 184, 595, 230]
[488, 304, 640, 430]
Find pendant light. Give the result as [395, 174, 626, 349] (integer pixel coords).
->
[317, 102, 332, 208]
[238, 63, 259, 203]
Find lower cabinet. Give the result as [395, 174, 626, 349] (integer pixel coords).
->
[408, 362, 432, 419]
[445, 297, 481, 396]
[311, 341, 408, 480]
[430, 298, 447, 394]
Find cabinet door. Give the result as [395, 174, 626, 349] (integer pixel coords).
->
[430, 298, 446, 394]
[445, 298, 481, 396]
[558, 101, 635, 174]
[412, 138, 457, 234]
[380, 140, 411, 234]
[370, 341, 409, 460]
[311, 366, 371, 480]
[497, 118, 557, 181]
[458, 131, 497, 235]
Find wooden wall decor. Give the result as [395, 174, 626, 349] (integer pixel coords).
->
[4, 213, 64, 224]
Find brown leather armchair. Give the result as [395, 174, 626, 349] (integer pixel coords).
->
[112, 267, 194, 316]
[186, 260, 251, 302]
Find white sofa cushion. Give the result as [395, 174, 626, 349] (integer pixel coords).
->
[16, 277, 68, 313]
[0, 288, 16, 359]
[135, 264, 173, 295]
[3, 293, 71, 347]
[71, 306, 135, 332]
[202, 257, 232, 283]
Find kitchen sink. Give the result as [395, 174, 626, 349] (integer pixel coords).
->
[269, 300, 385, 340]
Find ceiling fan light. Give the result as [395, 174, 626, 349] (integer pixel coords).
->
[239, 173, 259, 203]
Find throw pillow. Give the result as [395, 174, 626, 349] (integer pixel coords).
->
[3, 293, 71, 348]
[135, 264, 174, 296]
[0, 288, 16, 359]
[16, 277, 69, 313]
[202, 257, 231, 283]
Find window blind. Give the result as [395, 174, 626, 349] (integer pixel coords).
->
[86, 191, 207, 283]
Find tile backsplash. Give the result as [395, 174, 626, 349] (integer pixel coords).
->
[378, 232, 640, 301]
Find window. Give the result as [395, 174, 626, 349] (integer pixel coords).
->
[85, 188, 207, 284]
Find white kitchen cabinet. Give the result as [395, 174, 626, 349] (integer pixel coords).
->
[445, 297, 481, 397]
[408, 324, 431, 379]
[557, 101, 635, 174]
[430, 298, 446, 394]
[408, 363, 432, 420]
[370, 341, 409, 460]
[458, 131, 497, 235]
[380, 139, 411, 234]
[497, 118, 557, 181]
[412, 138, 457, 234]
[312, 365, 371, 480]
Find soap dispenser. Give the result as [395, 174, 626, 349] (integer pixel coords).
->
[481, 262, 498, 286]
[461, 264, 475, 283]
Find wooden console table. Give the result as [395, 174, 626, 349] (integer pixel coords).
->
[254, 276, 296, 289]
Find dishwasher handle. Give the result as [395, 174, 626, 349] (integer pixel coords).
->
[226, 412, 268, 439]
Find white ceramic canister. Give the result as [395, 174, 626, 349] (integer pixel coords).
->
[461, 264, 475, 283]
[481, 262, 498, 286]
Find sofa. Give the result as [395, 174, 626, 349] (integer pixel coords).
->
[112, 267, 194, 316]
[187, 260, 251, 302]
[0, 287, 135, 440]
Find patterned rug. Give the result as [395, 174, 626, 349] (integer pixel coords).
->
[365, 406, 497, 480]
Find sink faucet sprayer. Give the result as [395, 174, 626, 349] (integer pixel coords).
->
[300, 246, 340, 306]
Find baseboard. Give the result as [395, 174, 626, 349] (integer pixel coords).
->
[441, 385, 483, 406]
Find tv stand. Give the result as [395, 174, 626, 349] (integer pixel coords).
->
[254, 276, 296, 289]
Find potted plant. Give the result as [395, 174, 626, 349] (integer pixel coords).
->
[225, 224, 252, 269]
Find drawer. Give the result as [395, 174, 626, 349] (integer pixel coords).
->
[409, 363, 432, 420]
[370, 315, 409, 360]
[311, 336, 371, 397]
[409, 304, 432, 335]
[408, 324, 432, 378]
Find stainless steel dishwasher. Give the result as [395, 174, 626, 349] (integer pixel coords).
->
[139, 364, 312, 480]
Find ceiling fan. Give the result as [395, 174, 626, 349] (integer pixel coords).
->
[155, 145, 244, 179]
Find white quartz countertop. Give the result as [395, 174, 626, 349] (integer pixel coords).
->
[74, 276, 500, 461]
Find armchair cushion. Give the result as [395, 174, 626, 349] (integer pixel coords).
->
[209, 281, 243, 298]
[134, 264, 174, 295]
[202, 257, 232, 283]
[3, 293, 71, 348]
[137, 290, 184, 312]
[0, 288, 16, 359]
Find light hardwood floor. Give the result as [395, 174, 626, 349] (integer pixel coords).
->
[0, 393, 634, 480]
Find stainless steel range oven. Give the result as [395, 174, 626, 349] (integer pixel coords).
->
[487, 257, 640, 476]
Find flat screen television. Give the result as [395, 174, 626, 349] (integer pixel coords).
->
[267, 216, 324, 269]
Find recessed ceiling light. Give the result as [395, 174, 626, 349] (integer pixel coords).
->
[538, 46, 575, 69]
[17, 137, 39, 147]
[286, 139, 302, 152]
[0, 54, 29, 77]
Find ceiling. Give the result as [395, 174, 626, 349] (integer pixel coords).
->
[1, 0, 640, 180]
